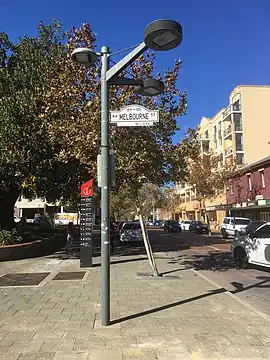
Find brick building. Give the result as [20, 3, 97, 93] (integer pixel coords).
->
[226, 156, 270, 221]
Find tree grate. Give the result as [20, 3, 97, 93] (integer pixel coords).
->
[52, 271, 86, 280]
[0, 273, 50, 286]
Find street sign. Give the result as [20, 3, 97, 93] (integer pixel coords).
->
[110, 104, 159, 127]
[81, 178, 94, 197]
[80, 178, 94, 268]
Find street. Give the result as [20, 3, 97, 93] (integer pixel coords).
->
[145, 228, 270, 316]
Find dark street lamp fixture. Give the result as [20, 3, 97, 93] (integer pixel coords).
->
[144, 19, 182, 51]
[137, 79, 165, 97]
[71, 47, 99, 66]
[71, 19, 182, 327]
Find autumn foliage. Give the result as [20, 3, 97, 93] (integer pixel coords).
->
[0, 20, 187, 229]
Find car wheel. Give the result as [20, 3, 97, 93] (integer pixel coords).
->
[222, 229, 228, 239]
[234, 248, 248, 269]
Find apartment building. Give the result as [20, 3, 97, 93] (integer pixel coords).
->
[177, 85, 270, 227]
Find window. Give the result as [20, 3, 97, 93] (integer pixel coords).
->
[218, 122, 222, 145]
[223, 218, 230, 224]
[235, 133, 243, 151]
[236, 153, 244, 165]
[230, 182, 234, 195]
[247, 173, 252, 191]
[232, 100, 241, 111]
[258, 168, 265, 189]
[123, 223, 141, 230]
[233, 113, 242, 131]
[260, 212, 270, 222]
[234, 219, 251, 226]
[204, 130, 209, 139]
[254, 225, 270, 238]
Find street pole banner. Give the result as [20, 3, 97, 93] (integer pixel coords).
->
[80, 178, 94, 268]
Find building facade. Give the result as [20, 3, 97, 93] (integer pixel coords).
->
[226, 156, 270, 221]
[177, 85, 270, 227]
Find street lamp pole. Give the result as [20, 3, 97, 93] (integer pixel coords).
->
[72, 19, 183, 327]
[100, 45, 110, 325]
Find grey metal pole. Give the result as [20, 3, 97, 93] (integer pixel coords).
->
[100, 45, 110, 326]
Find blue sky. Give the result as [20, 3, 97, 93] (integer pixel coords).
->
[1, 0, 270, 142]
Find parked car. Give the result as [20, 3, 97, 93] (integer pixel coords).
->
[181, 220, 192, 231]
[236, 220, 266, 237]
[221, 217, 251, 239]
[115, 221, 125, 238]
[153, 220, 163, 227]
[232, 221, 270, 269]
[189, 221, 209, 234]
[119, 222, 143, 242]
[163, 220, 181, 232]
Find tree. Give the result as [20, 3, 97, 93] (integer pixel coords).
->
[186, 151, 235, 218]
[160, 187, 180, 219]
[0, 20, 187, 230]
[110, 186, 134, 220]
[44, 22, 187, 193]
[0, 23, 91, 229]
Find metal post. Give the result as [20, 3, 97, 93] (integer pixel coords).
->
[100, 45, 110, 326]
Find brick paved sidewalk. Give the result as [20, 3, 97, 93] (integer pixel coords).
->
[0, 251, 270, 360]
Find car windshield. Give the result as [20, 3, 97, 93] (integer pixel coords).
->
[184, 221, 191, 224]
[117, 222, 124, 229]
[123, 223, 141, 230]
[234, 219, 250, 225]
[246, 221, 266, 234]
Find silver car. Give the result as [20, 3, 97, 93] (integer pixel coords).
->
[119, 222, 143, 242]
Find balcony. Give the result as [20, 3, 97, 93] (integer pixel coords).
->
[223, 124, 232, 138]
[223, 103, 241, 120]
[225, 146, 233, 157]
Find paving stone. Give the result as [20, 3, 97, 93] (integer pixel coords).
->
[18, 352, 55, 360]
[4, 331, 36, 341]
[40, 339, 75, 352]
[54, 351, 89, 360]
[122, 347, 158, 360]
[33, 329, 65, 340]
[1, 248, 270, 360]
[0, 337, 15, 353]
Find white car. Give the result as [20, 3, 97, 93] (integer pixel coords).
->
[221, 217, 251, 239]
[119, 222, 143, 242]
[181, 220, 192, 231]
[232, 221, 270, 269]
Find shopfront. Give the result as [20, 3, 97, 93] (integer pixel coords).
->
[229, 199, 270, 221]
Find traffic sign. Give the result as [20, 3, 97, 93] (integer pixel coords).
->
[110, 105, 159, 126]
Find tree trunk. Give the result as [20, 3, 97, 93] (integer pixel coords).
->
[0, 188, 20, 230]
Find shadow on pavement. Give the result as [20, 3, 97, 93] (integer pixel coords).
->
[159, 268, 189, 276]
[230, 276, 270, 294]
[169, 251, 235, 271]
[111, 287, 226, 325]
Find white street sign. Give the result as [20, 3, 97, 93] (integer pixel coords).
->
[110, 104, 159, 126]
[116, 121, 154, 127]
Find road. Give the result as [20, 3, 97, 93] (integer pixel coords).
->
[89, 227, 270, 317]
[145, 229, 270, 316]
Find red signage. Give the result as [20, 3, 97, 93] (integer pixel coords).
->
[81, 178, 94, 197]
